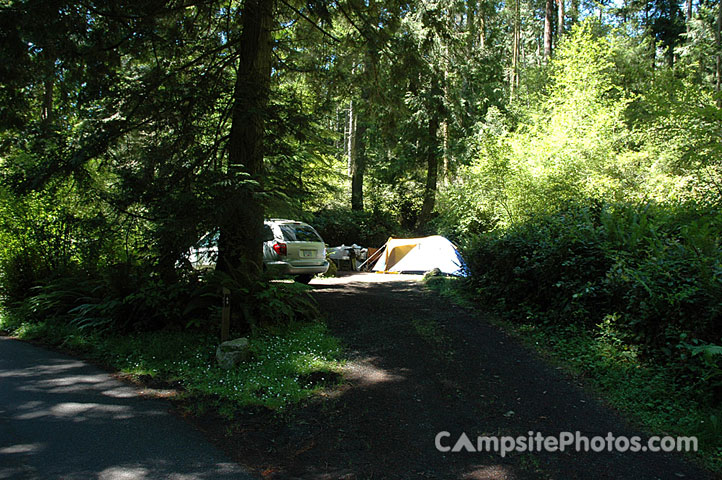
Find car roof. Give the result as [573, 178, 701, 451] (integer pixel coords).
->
[266, 219, 305, 225]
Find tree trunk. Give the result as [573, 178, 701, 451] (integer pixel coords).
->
[511, 0, 520, 99]
[335, 105, 344, 152]
[467, 0, 476, 50]
[350, 117, 366, 211]
[441, 117, 449, 186]
[714, 1, 722, 108]
[217, 0, 274, 278]
[464, 0, 483, 49]
[347, 100, 355, 176]
[686, 0, 693, 33]
[557, 0, 565, 39]
[41, 76, 53, 125]
[40, 51, 54, 135]
[420, 91, 441, 226]
[570, 0, 579, 25]
[544, 0, 554, 62]
[646, 5, 656, 73]
[349, 94, 368, 211]
[473, 0, 487, 50]
[441, 45, 450, 185]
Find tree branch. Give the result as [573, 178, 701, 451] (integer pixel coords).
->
[278, 0, 340, 43]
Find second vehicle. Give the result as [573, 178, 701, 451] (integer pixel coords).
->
[189, 219, 329, 284]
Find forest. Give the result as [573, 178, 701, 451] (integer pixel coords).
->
[1, 0, 722, 468]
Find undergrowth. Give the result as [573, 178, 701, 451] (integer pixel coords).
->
[0, 311, 343, 411]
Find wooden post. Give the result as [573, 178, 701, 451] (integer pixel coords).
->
[221, 287, 231, 341]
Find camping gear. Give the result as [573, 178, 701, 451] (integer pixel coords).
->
[327, 244, 368, 271]
[363, 235, 468, 277]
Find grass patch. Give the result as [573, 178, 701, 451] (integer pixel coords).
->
[410, 314, 455, 363]
[0, 310, 344, 411]
[410, 315, 444, 344]
[425, 276, 722, 473]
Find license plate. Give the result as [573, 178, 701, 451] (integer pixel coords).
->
[302, 250, 315, 257]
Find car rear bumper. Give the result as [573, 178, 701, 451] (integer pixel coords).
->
[265, 260, 330, 276]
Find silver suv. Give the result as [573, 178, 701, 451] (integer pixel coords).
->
[189, 219, 329, 284]
[262, 219, 329, 283]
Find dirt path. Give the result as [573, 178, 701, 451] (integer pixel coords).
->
[197, 273, 715, 480]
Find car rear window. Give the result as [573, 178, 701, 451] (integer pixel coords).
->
[279, 224, 322, 242]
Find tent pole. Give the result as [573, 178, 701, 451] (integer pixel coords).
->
[357, 245, 386, 271]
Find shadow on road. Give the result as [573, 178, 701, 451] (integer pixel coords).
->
[285, 272, 714, 480]
[0, 337, 250, 480]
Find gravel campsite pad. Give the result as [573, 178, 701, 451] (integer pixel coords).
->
[188, 272, 713, 480]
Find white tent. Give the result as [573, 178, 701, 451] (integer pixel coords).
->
[370, 235, 468, 277]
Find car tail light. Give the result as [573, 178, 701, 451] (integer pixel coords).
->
[273, 242, 287, 256]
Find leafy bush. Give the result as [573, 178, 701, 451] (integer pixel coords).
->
[601, 204, 722, 350]
[465, 204, 613, 327]
[464, 201, 722, 403]
[0, 250, 54, 306]
[13, 266, 209, 332]
[11, 263, 323, 334]
[202, 269, 320, 331]
[312, 208, 406, 247]
[0, 183, 126, 307]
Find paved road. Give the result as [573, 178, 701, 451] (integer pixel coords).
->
[0, 337, 254, 480]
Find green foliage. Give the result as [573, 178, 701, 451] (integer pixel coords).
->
[513, 23, 630, 209]
[684, 341, 722, 404]
[465, 204, 613, 327]
[510, 322, 722, 471]
[601, 204, 722, 356]
[1, 0, 721, 446]
[464, 201, 722, 404]
[182, 322, 342, 409]
[10, 263, 323, 334]
[436, 19, 722, 243]
[312, 208, 407, 247]
[13, 268, 210, 332]
[0, 182, 123, 304]
[436, 21, 639, 237]
[200, 267, 321, 330]
[0, 314, 343, 410]
[636, 76, 722, 200]
[434, 106, 514, 241]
